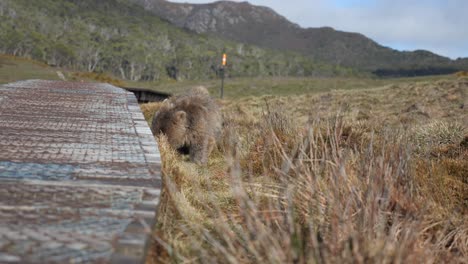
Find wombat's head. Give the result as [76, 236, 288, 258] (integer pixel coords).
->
[152, 109, 187, 148]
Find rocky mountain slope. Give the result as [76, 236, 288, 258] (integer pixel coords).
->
[130, 0, 468, 75]
[0, 0, 351, 81]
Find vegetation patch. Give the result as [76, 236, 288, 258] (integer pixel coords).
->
[0, 54, 59, 84]
[142, 78, 467, 263]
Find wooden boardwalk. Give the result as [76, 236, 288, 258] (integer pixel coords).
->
[0, 80, 161, 263]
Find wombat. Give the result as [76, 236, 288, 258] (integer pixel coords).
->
[151, 86, 221, 164]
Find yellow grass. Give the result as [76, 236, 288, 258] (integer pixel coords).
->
[142, 78, 467, 263]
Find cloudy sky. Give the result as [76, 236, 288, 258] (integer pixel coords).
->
[169, 0, 468, 59]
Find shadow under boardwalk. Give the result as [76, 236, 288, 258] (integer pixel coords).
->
[122, 87, 170, 103]
[0, 80, 161, 263]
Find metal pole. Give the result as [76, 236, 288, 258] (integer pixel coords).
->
[220, 67, 224, 99]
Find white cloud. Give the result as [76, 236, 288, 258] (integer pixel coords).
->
[168, 0, 468, 58]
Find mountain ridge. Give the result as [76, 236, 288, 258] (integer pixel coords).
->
[129, 0, 468, 74]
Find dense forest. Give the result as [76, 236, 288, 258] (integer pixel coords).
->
[0, 0, 356, 81]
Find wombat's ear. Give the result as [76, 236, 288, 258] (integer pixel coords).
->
[175, 111, 187, 122]
[161, 98, 174, 108]
[193, 86, 209, 96]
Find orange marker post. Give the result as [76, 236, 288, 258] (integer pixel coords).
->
[222, 53, 227, 66]
[220, 53, 227, 98]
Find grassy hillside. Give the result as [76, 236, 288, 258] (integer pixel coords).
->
[141, 77, 467, 263]
[0, 0, 353, 82]
[0, 54, 127, 86]
[0, 54, 60, 84]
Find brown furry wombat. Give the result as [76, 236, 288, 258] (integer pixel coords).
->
[151, 86, 222, 164]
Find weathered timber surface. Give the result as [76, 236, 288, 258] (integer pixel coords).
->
[0, 80, 161, 263]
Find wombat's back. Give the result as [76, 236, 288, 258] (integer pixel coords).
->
[174, 87, 221, 137]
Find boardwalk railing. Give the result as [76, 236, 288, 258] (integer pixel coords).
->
[0, 80, 161, 263]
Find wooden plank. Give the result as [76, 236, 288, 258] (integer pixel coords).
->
[0, 80, 161, 263]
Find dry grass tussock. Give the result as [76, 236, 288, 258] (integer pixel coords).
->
[141, 79, 467, 264]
